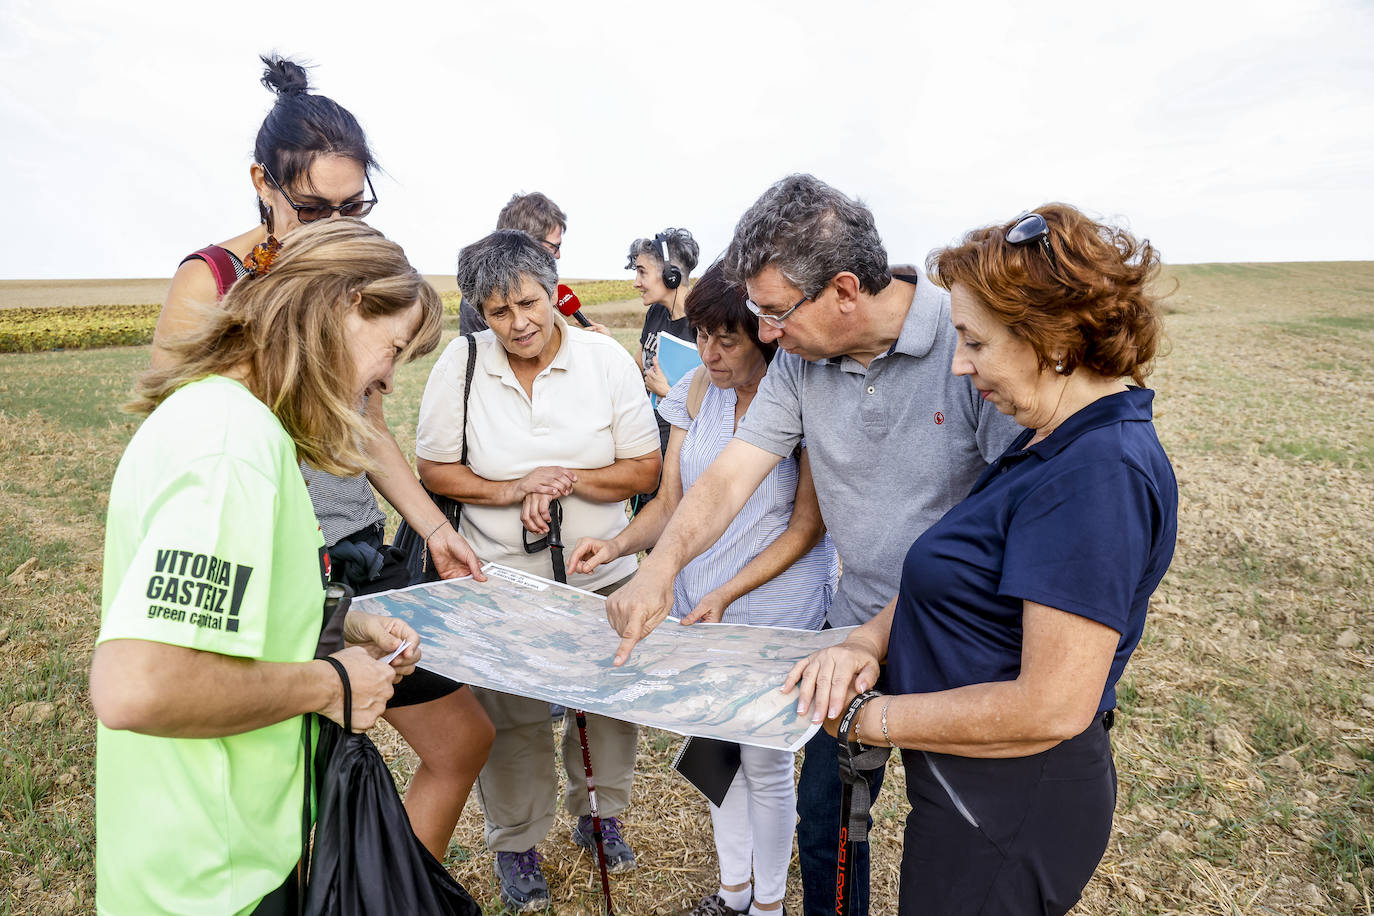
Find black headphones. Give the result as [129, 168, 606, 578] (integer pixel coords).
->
[654, 231, 683, 289]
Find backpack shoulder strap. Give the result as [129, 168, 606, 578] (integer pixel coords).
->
[180, 245, 241, 299]
[686, 365, 710, 420]
[459, 333, 477, 466]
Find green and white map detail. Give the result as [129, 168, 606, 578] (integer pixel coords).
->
[353, 564, 853, 751]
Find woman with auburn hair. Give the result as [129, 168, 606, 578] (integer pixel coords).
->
[151, 55, 494, 861]
[785, 204, 1178, 915]
[93, 220, 438, 914]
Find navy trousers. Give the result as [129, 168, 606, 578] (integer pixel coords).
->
[897, 713, 1118, 915]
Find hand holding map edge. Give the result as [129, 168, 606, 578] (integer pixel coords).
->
[426, 523, 487, 582]
[344, 611, 422, 678]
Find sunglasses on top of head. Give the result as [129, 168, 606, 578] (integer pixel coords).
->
[261, 163, 378, 223]
[1005, 211, 1057, 271]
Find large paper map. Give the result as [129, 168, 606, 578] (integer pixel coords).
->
[352, 564, 853, 751]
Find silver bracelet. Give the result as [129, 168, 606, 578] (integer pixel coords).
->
[880, 697, 895, 748]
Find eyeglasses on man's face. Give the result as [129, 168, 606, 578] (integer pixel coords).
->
[746, 291, 811, 330]
[1005, 211, 1057, 271]
[261, 164, 378, 223]
[541, 238, 561, 257]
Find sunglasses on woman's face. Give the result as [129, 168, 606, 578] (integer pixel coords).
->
[1006, 211, 1057, 271]
[261, 164, 378, 223]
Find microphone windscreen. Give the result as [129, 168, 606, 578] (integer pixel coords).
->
[556, 284, 592, 327]
[556, 284, 583, 317]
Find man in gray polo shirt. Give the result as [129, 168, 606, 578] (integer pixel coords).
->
[606, 174, 1020, 916]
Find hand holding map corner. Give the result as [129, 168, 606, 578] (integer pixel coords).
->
[425, 523, 488, 582]
[344, 611, 421, 678]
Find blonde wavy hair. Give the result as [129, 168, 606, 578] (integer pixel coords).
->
[132, 220, 443, 476]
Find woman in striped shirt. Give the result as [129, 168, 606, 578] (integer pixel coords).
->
[570, 262, 837, 916]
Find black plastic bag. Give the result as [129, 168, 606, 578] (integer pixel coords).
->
[303, 733, 482, 916]
[303, 721, 481, 916]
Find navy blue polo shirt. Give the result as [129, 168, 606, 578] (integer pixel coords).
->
[887, 387, 1178, 713]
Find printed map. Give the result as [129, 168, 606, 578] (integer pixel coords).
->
[352, 564, 853, 751]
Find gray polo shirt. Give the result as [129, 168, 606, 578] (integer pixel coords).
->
[735, 272, 1022, 628]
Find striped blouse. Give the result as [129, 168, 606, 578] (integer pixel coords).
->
[659, 370, 837, 630]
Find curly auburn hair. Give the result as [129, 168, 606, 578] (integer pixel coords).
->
[926, 203, 1165, 386]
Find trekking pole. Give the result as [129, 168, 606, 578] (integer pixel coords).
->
[836, 776, 855, 916]
[834, 691, 890, 916]
[574, 708, 615, 915]
[524, 500, 613, 913]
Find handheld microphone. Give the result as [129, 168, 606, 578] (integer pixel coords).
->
[556, 283, 592, 327]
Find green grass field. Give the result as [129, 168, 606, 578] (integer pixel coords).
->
[1, 263, 1372, 914]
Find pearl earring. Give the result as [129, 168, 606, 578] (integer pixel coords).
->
[1055, 357, 1064, 374]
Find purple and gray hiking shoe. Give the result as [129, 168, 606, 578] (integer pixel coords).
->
[494, 847, 550, 911]
[571, 814, 637, 872]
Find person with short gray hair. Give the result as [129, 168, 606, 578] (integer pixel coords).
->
[456, 229, 559, 308]
[460, 192, 570, 335]
[417, 228, 662, 912]
[626, 227, 700, 512]
[626, 229, 701, 396]
[606, 174, 1022, 916]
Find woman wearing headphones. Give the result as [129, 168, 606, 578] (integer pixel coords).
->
[626, 228, 700, 510]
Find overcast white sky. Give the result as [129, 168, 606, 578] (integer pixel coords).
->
[2, 0, 1371, 280]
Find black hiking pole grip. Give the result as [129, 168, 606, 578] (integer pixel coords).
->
[836, 778, 855, 916]
[834, 691, 888, 916]
[574, 709, 615, 915]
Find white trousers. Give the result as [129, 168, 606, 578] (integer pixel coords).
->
[709, 745, 796, 904]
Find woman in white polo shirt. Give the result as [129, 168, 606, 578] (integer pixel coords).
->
[416, 229, 661, 911]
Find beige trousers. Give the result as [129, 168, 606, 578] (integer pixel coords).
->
[472, 572, 638, 852]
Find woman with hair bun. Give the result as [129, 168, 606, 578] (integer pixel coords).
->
[151, 54, 494, 862]
[785, 204, 1179, 915]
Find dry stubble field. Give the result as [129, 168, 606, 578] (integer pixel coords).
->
[0, 262, 1371, 914]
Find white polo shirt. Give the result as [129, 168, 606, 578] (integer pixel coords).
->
[416, 318, 659, 591]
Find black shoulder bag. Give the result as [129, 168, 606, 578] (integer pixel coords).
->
[393, 333, 477, 585]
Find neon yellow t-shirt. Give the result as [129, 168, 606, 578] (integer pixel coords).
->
[96, 375, 326, 915]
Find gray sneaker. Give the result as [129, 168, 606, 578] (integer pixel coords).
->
[494, 847, 550, 911]
[571, 814, 636, 872]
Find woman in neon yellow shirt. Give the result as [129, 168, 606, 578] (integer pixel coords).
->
[93, 220, 439, 914]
